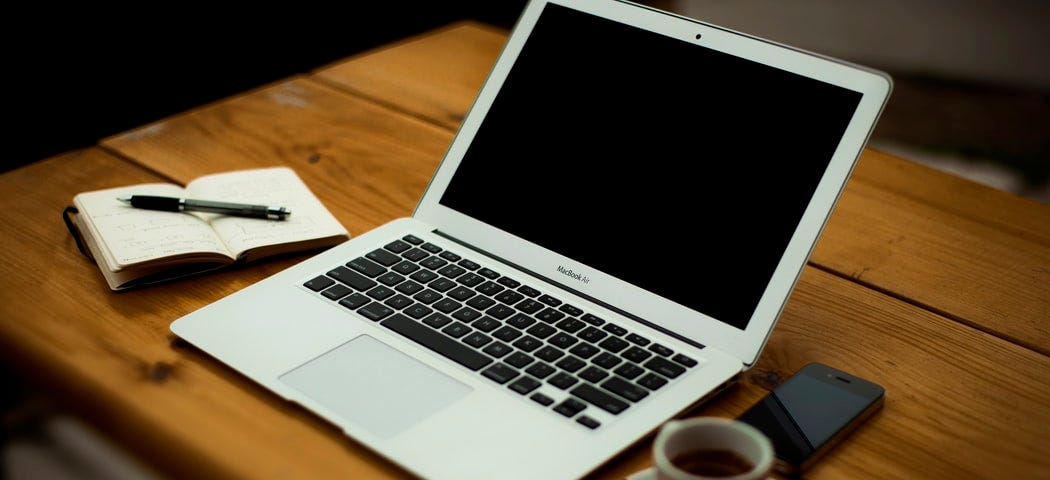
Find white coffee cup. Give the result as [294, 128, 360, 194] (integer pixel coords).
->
[651, 417, 774, 480]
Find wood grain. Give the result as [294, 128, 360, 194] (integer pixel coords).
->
[101, 77, 453, 237]
[312, 21, 508, 130]
[816, 148, 1050, 354]
[1, 150, 1044, 479]
[593, 268, 1050, 480]
[1, 19, 1046, 480]
[311, 22, 1050, 354]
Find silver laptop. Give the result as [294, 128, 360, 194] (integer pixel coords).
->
[170, 1, 891, 478]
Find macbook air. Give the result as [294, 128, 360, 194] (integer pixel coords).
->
[170, 1, 892, 478]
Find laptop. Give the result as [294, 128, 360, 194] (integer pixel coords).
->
[170, 1, 891, 478]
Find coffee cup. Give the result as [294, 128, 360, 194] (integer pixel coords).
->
[650, 417, 774, 480]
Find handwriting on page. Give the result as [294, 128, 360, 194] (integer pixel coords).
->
[188, 168, 346, 256]
[79, 187, 231, 266]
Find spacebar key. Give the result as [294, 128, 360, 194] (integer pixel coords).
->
[381, 314, 493, 371]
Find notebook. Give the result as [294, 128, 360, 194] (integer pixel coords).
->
[169, 1, 892, 478]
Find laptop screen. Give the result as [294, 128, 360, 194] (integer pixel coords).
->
[439, 3, 862, 331]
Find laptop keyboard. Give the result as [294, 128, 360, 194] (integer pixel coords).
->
[303, 234, 700, 430]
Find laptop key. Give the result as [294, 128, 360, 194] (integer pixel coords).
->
[347, 257, 386, 277]
[321, 284, 352, 300]
[395, 280, 424, 295]
[553, 398, 587, 417]
[401, 234, 423, 245]
[637, 373, 669, 390]
[366, 248, 401, 266]
[591, 352, 622, 369]
[404, 304, 433, 319]
[420, 242, 443, 254]
[648, 343, 674, 357]
[504, 352, 534, 368]
[462, 331, 493, 348]
[482, 341, 512, 358]
[496, 276, 520, 288]
[376, 272, 405, 287]
[580, 313, 605, 326]
[576, 415, 601, 430]
[555, 317, 585, 333]
[384, 239, 412, 253]
[601, 376, 649, 402]
[508, 376, 541, 395]
[525, 362, 555, 379]
[451, 307, 482, 323]
[622, 346, 652, 363]
[410, 270, 439, 283]
[570, 383, 629, 414]
[422, 313, 453, 329]
[672, 354, 698, 367]
[530, 392, 554, 406]
[548, 372, 578, 390]
[457, 259, 480, 271]
[537, 294, 561, 307]
[441, 322, 472, 338]
[304, 275, 335, 292]
[382, 294, 413, 309]
[642, 355, 684, 378]
[558, 304, 583, 316]
[515, 299, 544, 314]
[401, 247, 428, 261]
[482, 363, 519, 384]
[381, 314, 492, 371]
[358, 302, 393, 322]
[391, 260, 420, 275]
[338, 293, 370, 310]
[471, 316, 501, 333]
[598, 337, 629, 353]
[579, 366, 609, 383]
[577, 326, 608, 343]
[517, 285, 541, 297]
[644, 357, 686, 378]
[328, 266, 377, 291]
[625, 333, 650, 346]
[535, 308, 565, 324]
[614, 363, 645, 380]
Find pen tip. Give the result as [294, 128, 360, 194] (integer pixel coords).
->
[116, 196, 131, 203]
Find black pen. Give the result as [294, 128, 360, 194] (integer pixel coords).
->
[117, 195, 291, 220]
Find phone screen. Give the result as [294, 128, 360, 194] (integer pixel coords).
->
[737, 363, 884, 472]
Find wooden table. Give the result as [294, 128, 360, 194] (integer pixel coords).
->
[1, 21, 1047, 479]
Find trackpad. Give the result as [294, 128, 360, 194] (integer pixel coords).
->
[280, 334, 471, 439]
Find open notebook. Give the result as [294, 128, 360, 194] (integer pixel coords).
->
[170, 1, 891, 478]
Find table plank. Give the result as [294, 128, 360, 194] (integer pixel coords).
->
[1, 150, 1045, 479]
[312, 22, 1050, 354]
[77, 67, 1050, 478]
[312, 21, 508, 130]
[0, 149, 408, 479]
[815, 148, 1050, 354]
[594, 267, 1050, 480]
[101, 77, 452, 237]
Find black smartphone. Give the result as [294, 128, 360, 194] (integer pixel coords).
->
[736, 362, 885, 475]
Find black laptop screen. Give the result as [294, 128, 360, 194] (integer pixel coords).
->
[439, 3, 862, 330]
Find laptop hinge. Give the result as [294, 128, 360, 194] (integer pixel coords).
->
[432, 229, 707, 351]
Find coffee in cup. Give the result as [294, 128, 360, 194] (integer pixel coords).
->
[652, 417, 773, 480]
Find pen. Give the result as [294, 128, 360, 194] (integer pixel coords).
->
[117, 195, 291, 220]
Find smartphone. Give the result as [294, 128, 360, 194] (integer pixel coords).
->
[736, 362, 885, 475]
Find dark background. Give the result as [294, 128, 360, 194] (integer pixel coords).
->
[4, 3, 528, 173]
[8, 2, 1046, 204]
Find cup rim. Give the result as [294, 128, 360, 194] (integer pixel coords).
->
[652, 417, 774, 480]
